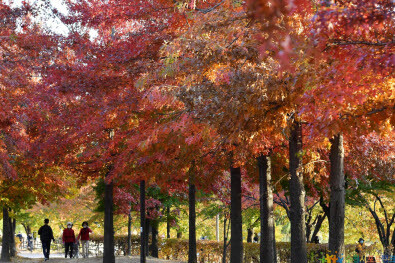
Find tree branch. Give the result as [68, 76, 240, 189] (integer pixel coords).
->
[328, 40, 394, 47]
[195, 0, 226, 13]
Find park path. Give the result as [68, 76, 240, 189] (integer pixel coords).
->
[12, 256, 185, 263]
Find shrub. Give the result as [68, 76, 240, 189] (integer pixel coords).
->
[90, 235, 384, 263]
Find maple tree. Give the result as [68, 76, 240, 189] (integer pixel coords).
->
[0, 2, 68, 261]
[33, 1, 230, 262]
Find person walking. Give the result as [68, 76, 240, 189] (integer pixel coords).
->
[38, 219, 55, 261]
[355, 238, 366, 263]
[77, 221, 93, 258]
[27, 233, 34, 252]
[16, 232, 23, 249]
[62, 222, 76, 258]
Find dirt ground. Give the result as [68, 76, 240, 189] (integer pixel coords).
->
[11, 256, 185, 263]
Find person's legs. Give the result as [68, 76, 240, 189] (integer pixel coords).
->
[42, 240, 51, 260]
[46, 240, 51, 259]
[69, 242, 74, 258]
[65, 242, 70, 258]
[85, 240, 89, 258]
[81, 240, 87, 258]
[41, 241, 47, 258]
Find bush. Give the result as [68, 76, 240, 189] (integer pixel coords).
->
[90, 235, 384, 263]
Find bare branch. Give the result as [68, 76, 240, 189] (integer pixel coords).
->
[329, 40, 394, 47]
[195, 0, 226, 13]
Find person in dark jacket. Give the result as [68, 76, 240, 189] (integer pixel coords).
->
[62, 222, 76, 258]
[38, 219, 55, 261]
[27, 233, 33, 252]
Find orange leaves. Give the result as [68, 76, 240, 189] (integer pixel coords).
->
[205, 63, 234, 85]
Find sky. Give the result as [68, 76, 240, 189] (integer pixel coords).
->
[5, 0, 70, 35]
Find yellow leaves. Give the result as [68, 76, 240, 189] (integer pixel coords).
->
[204, 63, 232, 84]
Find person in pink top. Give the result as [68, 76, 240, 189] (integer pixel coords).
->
[77, 221, 93, 258]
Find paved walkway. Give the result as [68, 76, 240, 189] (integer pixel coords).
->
[12, 256, 185, 263]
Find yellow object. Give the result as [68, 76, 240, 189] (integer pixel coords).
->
[356, 243, 366, 260]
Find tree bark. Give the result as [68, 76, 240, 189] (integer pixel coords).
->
[21, 224, 32, 236]
[1, 207, 11, 262]
[188, 166, 197, 263]
[391, 228, 395, 255]
[103, 167, 115, 263]
[310, 213, 326, 243]
[329, 133, 345, 260]
[149, 220, 159, 258]
[289, 120, 307, 263]
[140, 180, 146, 263]
[222, 217, 230, 263]
[9, 217, 16, 257]
[145, 219, 150, 257]
[230, 166, 243, 263]
[166, 206, 171, 239]
[216, 214, 220, 242]
[258, 155, 277, 263]
[127, 205, 132, 256]
[176, 231, 182, 239]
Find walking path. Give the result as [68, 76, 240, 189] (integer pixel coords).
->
[1, 248, 185, 263]
[12, 256, 185, 263]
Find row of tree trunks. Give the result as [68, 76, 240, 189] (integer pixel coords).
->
[131, 129, 345, 263]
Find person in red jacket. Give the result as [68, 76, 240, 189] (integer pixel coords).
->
[77, 221, 93, 258]
[62, 222, 76, 258]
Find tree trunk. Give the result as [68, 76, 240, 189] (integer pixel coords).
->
[247, 228, 253, 243]
[289, 120, 307, 263]
[103, 167, 115, 263]
[365, 196, 394, 257]
[258, 155, 277, 263]
[1, 207, 11, 262]
[9, 217, 16, 257]
[166, 206, 171, 239]
[391, 228, 395, 256]
[149, 220, 159, 258]
[140, 180, 146, 263]
[310, 213, 326, 243]
[22, 224, 32, 236]
[230, 167, 243, 263]
[176, 231, 182, 239]
[188, 166, 197, 263]
[127, 205, 132, 255]
[329, 133, 345, 261]
[222, 217, 230, 263]
[145, 218, 150, 257]
[216, 214, 220, 242]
